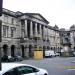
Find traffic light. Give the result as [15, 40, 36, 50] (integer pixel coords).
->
[0, 0, 3, 16]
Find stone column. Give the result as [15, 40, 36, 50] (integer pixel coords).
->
[46, 27, 48, 40]
[14, 45, 18, 56]
[2, 26, 3, 37]
[35, 22, 37, 37]
[39, 24, 42, 37]
[25, 19, 28, 37]
[43, 26, 45, 39]
[19, 20, 22, 37]
[30, 21, 33, 38]
[25, 45, 29, 58]
[7, 46, 11, 56]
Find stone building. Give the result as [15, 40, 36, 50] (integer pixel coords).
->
[59, 25, 75, 56]
[59, 29, 71, 56]
[70, 25, 75, 53]
[48, 25, 61, 53]
[0, 8, 61, 58]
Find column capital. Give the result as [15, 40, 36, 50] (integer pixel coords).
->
[42, 25, 46, 40]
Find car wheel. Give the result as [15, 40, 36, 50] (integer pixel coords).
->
[44, 73, 47, 75]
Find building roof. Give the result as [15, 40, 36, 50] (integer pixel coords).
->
[19, 13, 49, 24]
[2, 8, 17, 17]
[2, 8, 49, 24]
[70, 24, 75, 31]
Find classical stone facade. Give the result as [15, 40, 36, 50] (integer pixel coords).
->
[0, 8, 61, 58]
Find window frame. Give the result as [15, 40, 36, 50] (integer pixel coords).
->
[3, 25, 9, 37]
[11, 27, 16, 37]
[3, 68, 19, 75]
[17, 66, 39, 74]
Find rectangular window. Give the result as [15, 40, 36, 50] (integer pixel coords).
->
[4, 14, 8, 23]
[21, 29, 25, 38]
[11, 18, 14, 24]
[74, 38, 75, 44]
[21, 20, 25, 30]
[21, 20, 25, 25]
[3, 25, 9, 37]
[11, 27, 16, 37]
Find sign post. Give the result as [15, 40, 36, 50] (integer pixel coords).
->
[0, 0, 3, 70]
[0, 20, 2, 70]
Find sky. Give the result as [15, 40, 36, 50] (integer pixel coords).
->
[3, 0, 75, 29]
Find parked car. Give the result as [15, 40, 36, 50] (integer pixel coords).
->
[45, 50, 56, 58]
[73, 52, 75, 56]
[55, 53, 60, 56]
[1, 55, 8, 62]
[1, 55, 14, 62]
[14, 55, 23, 61]
[0, 63, 48, 75]
[8, 56, 14, 62]
[45, 51, 51, 58]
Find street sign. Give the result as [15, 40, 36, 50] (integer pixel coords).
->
[0, 0, 3, 16]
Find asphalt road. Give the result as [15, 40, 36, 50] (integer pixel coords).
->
[20, 57, 75, 75]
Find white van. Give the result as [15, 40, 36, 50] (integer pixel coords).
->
[45, 50, 56, 58]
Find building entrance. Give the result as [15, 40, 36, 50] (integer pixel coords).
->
[11, 45, 15, 57]
[21, 45, 24, 58]
[3, 44, 8, 56]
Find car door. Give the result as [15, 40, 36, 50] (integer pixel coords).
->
[3, 68, 19, 75]
[17, 66, 39, 75]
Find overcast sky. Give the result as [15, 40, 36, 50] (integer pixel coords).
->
[3, 0, 75, 29]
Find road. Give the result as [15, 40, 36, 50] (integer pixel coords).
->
[20, 57, 75, 75]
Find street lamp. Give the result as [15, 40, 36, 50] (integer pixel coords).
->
[0, 0, 3, 70]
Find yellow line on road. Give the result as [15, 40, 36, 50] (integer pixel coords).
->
[63, 66, 75, 69]
[57, 65, 75, 69]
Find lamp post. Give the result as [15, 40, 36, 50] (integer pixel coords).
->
[0, 0, 3, 70]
